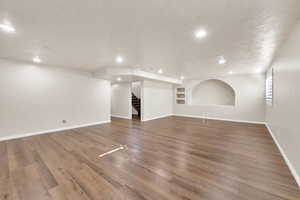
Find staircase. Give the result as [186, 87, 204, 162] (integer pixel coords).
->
[132, 93, 141, 117]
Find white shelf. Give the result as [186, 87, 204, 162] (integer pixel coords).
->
[175, 87, 186, 104]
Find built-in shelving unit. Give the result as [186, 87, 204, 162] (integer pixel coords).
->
[176, 87, 186, 104]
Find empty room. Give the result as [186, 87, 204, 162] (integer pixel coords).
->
[1, 0, 300, 199]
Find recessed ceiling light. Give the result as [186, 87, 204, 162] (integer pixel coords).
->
[218, 56, 227, 65]
[180, 76, 185, 80]
[195, 29, 207, 39]
[117, 77, 122, 81]
[256, 68, 262, 73]
[158, 69, 163, 74]
[0, 23, 16, 33]
[33, 56, 41, 63]
[115, 56, 124, 63]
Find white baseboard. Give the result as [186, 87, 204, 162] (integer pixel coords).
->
[142, 114, 173, 122]
[265, 124, 300, 188]
[0, 120, 111, 142]
[111, 115, 132, 119]
[173, 114, 265, 125]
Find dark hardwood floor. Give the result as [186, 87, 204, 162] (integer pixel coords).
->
[0, 116, 299, 200]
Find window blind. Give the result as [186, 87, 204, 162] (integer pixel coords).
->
[266, 68, 273, 106]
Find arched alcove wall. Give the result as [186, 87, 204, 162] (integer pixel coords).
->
[192, 79, 235, 106]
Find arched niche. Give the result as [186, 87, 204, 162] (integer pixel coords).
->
[191, 79, 235, 106]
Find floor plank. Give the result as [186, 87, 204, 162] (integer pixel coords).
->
[0, 116, 299, 200]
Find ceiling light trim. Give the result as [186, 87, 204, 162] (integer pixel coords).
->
[0, 23, 16, 33]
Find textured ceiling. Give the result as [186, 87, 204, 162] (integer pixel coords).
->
[0, 0, 300, 79]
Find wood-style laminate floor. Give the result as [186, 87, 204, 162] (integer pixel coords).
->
[0, 116, 299, 200]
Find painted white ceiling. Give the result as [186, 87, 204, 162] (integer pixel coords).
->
[0, 0, 300, 79]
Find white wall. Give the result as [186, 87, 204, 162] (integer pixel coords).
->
[174, 73, 265, 123]
[192, 79, 235, 106]
[266, 22, 300, 186]
[0, 59, 111, 140]
[111, 83, 132, 119]
[142, 80, 173, 121]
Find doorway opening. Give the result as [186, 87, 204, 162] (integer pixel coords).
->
[131, 82, 141, 120]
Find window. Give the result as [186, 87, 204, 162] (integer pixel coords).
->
[266, 68, 273, 106]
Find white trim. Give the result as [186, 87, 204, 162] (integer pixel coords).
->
[142, 114, 173, 122]
[111, 115, 132, 119]
[173, 114, 265, 125]
[0, 120, 111, 142]
[265, 124, 300, 188]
